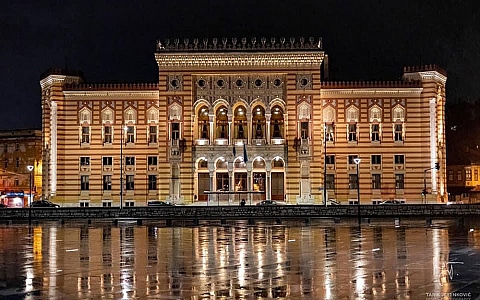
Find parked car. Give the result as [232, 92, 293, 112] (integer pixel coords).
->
[31, 200, 60, 208]
[379, 200, 402, 205]
[326, 199, 341, 205]
[148, 201, 174, 207]
[256, 200, 277, 206]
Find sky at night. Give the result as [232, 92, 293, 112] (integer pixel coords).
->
[1, 0, 478, 130]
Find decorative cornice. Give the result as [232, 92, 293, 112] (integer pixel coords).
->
[155, 52, 325, 70]
[40, 75, 82, 89]
[403, 71, 447, 85]
[156, 37, 322, 52]
[63, 90, 159, 100]
[320, 88, 423, 97]
[64, 83, 158, 90]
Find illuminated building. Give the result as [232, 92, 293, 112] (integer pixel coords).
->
[39, 37, 446, 206]
[0, 129, 42, 206]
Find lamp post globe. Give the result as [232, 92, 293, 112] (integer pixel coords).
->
[353, 158, 361, 224]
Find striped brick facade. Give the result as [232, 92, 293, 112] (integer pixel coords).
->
[39, 38, 446, 206]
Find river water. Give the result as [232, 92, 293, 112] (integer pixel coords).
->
[1, 218, 479, 300]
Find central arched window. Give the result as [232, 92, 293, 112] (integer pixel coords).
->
[252, 105, 265, 139]
[234, 106, 247, 140]
[215, 106, 228, 139]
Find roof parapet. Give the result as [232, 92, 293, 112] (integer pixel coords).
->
[156, 37, 323, 52]
[40, 68, 84, 81]
[64, 82, 158, 91]
[321, 80, 422, 89]
[403, 64, 446, 76]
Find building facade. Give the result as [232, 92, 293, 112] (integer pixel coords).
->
[40, 37, 447, 207]
[0, 129, 42, 206]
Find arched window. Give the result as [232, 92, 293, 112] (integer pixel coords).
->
[215, 106, 228, 139]
[198, 106, 209, 139]
[271, 106, 284, 139]
[124, 108, 137, 124]
[369, 106, 382, 122]
[393, 106, 405, 122]
[79, 108, 92, 124]
[252, 105, 265, 139]
[102, 108, 113, 124]
[323, 106, 336, 123]
[346, 106, 359, 123]
[147, 107, 159, 123]
[234, 106, 247, 140]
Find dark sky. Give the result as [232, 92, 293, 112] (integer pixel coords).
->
[1, 0, 478, 130]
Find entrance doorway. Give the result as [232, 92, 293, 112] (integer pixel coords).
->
[271, 172, 284, 201]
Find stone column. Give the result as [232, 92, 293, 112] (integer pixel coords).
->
[246, 162, 252, 204]
[266, 113, 271, 144]
[209, 169, 214, 202]
[266, 161, 272, 201]
[228, 163, 234, 203]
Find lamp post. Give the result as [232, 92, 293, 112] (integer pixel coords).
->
[323, 123, 327, 207]
[423, 162, 440, 204]
[120, 125, 127, 209]
[353, 158, 361, 224]
[27, 165, 34, 225]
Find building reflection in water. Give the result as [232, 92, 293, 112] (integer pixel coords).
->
[1, 219, 480, 299]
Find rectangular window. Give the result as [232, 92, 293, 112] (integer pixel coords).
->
[475, 169, 478, 181]
[148, 156, 158, 166]
[102, 201, 112, 207]
[80, 201, 89, 207]
[15, 157, 20, 168]
[371, 124, 380, 142]
[172, 123, 180, 140]
[457, 171, 462, 181]
[103, 175, 112, 190]
[126, 175, 134, 190]
[466, 169, 472, 181]
[372, 174, 381, 189]
[326, 174, 335, 189]
[394, 124, 403, 141]
[149, 126, 157, 143]
[395, 174, 404, 189]
[371, 155, 381, 165]
[325, 124, 334, 142]
[348, 155, 359, 165]
[82, 126, 90, 143]
[326, 155, 335, 165]
[102, 157, 112, 166]
[125, 201, 134, 207]
[15, 143, 19, 151]
[394, 154, 405, 164]
[216, 173, 229, 191]
[349, 174, 358, 189]
[125, 156, 135, 166]
[348, 124, 357, 141]
[448, 170, 454, 181]
[148, 175, 157, 190]
[80, 157, 90, 166]
[4, 158, 8, 168]
[104, 126, 112, 144]
[126, 126, 135, 143]
[81, 175, 89, 191]
[300, 122, 309, 139]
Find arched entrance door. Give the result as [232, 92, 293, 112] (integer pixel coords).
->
[271, 158, 285, 201]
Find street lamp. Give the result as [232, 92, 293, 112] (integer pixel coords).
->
[27, 165, 34, 225]
[323, 123, 327, 207]
[120, 125, 127, 209]
[353, 158, 361, 224]
[423, 162, 440, 204]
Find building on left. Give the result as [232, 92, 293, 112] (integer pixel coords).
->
[0, 129, 42, 207]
